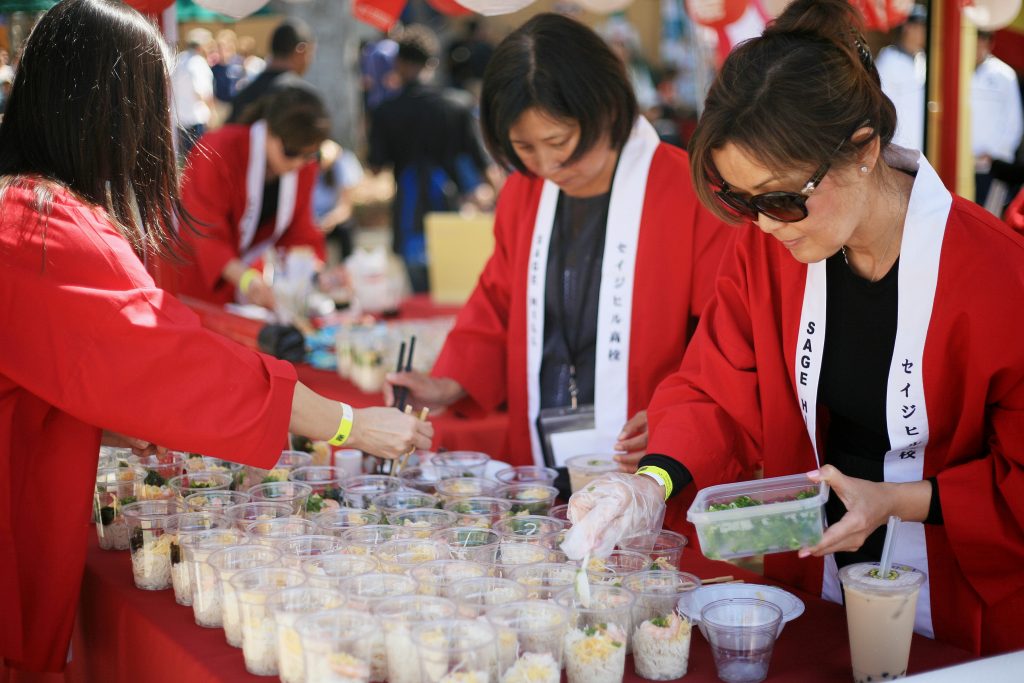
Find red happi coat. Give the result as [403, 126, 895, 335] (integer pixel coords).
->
[0, 182, 297, 671]
[432, 139, 734, 466]
[648, 154, 1024, 656]
[158, 124, 325, 304]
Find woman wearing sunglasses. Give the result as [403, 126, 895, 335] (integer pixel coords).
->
[385, 13, 732, 476]
[161, 79, 330, 309]
[564, 0, 1024, 657]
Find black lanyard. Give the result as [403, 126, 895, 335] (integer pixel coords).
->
[553, 196, 602, 409]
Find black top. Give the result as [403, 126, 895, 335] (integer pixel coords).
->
[227, 68, 290, 124]
[539, 191, 611, 409]
[258, 179, 280, 230]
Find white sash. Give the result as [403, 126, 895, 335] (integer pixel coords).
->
[238, 119, 299, 266]
[525, 117, 661, 466]
[796, 148, 950, 638]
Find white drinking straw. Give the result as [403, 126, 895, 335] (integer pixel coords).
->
[878, 515, 901, 577]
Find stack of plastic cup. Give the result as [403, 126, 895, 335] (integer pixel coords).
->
[370, 491, 441, 524]
[275, 534, 346, 568]
[207, 544, 282, 648]
[435, 476, 499, 504]
[618, 530, 688, 571]
[296, 609, 377, 683]
[372, 596, 458, 683]
[268, 586, 346, 683]
[622, 570, 699, 679]
[443, 497, 514, 529]
[375, 538, 451, 574]
[432, 451, 491, 478]
[289, 466, 347, 516]
[230, 566, 307, 676]
[247, 481, 314, 516]
[386, 509, 457, 539]
[699, 598, 782, 683]
[339, 525, 415, 556]
[184, 490, 251, 514]
[312, 508, 381, 538]
[301, 554, 380, 590]
[94, 465, 144, 551]
[493, 516, 566, 544]
[182, 527, 249, 628]
[342, 475, 401, 510]
[167, 511, 232, 605]
[555, 584, 637, 683]
[448, 576, 527, 618]
[224, 501, 294, 530]
[509, 563, 578, 601]
[121, 499, 184, 590]
[480, 542, 550, 578]
[410, 559, 490, 598]
[246, 517, 317, 546]
[167, 471, 233, 501]
[412, 618, 497, 683]
[430, 527, 501, 562]
[495, 485, 560, 517]
[336, 572, 417, 613]
[485, 600, 568, 683]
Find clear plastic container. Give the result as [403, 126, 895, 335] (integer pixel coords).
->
[231, 566, 308, 676]
[618, 530, 688, 571]
[167, 471, 233, 501]
[686, 474, 828, 560]
[121, 499, 183, 590]
[376, 538, 451, 574]
[276, 534, 346, 567]
[208, 544, 282, 648]
[494, 466, 559, 487]
[410, 559, 490, 598]
[509, 563, 578, 601]
[336, 572, 417, 612]
[289, 466, 347, 516]
[371, 490, 441, 523]
[184, 490, 251, 513]
[372, 596, 458, 683]
[443, 497, 513, 529]
[495, 485, 559, 517]
[297, 609, 378, 683]
[167, 511, 232, 606]
[435, 476, 500, 503]
[94, 466, 143, 551]
[555, 585, 636, 683]
[130, 452, 187, 499]
[302, 554, 380, 590]
[312, 508, 381, 537]
[548, 504, 570, 525]
[246, 517, 317, 546]
[582, 549, 653, 585]
[432, 451, 491, 478]
[397, 461, 457, 495]
[246, 481, 314, 516]
[411, 618, 496, 683]
[448, 576, 527, 618]
[247, 450, 314, 490]
[485, 600, 568, 683]
[185, 456, 246, 490]
[269, 586, 346, 683]
[224, 501, 294, 529]
[430, 527, 501, 562]
[622, 571, 698, 680]
[565, 455, 618, 494]
[182, 527, 249, 627]
[342, 475, 402, 510]
[493, 516, 566, 544]
[478, 542, 550, 578]
[339, 524, 414, 556]
[387, 508, 457, 539]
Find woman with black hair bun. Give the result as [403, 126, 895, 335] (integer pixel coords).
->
[386, 13, 733, 479]
[0, 0, 430, 672]
[565, 0, 1024, 657]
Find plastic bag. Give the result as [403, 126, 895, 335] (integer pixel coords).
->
[560, 473, 666, 560]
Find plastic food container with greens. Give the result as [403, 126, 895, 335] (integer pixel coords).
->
[686, 473, 828, 560]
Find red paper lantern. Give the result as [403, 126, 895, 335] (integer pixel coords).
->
[686, 0, 748, 29]
[427, 0, 472, 15]
[853, 0, 914, 31]
[122, 0, 176, 14]
[353, 0, 407, 31]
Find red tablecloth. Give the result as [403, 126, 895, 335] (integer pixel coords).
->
[181, 295, 509, 459]
[57, 538, 972, 683]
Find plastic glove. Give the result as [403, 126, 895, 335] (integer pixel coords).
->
[560, 473, 666, 561]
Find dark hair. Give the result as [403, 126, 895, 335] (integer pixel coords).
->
[0, 0, 189, 258]
[480, 13, 638, 174]
[397, 25, 439, 65]
[238, 78, 331, 152]
[688, 0, 897, 222]
[270, 18, 314, 59]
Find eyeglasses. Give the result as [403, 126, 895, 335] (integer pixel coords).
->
[711, 124, 864, 223]
[282, 145, 320, 162]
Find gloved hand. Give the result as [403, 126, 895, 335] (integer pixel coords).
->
[560, 472, 666, 560]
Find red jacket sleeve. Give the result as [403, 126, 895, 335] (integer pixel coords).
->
[276, 162, 327, 261]
[180, 132, 243, 292]
[430, 176, 526, 415]
[0, 192, 295, 470]
[646, 231, 764, 490]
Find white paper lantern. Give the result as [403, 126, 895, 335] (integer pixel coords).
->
[454, 0, 537, 16]
[193, 0, 271, 19]
[576, 0, 635, 13]
[964, 0, 1023, 31]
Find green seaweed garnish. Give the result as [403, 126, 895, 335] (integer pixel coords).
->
[144, 470, 166, 487]
[650, 616, 670, 628]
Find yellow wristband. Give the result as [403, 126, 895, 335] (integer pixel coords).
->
[636, 465, 674, 501]
[328, 402, 354, 446]
[239, 268, 261, 295]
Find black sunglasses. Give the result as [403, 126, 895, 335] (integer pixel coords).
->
[712, 124, 864, 223]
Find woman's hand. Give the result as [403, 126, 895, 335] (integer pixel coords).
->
[384, 372, 465, 415]
[348, 407, 434, 459]
[613, 410, 648, 472]
[560, 473, 666, 560]
[798, 465, 932, 558]
[101, 431, 158, 457]
[245, 277, 277, 310]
